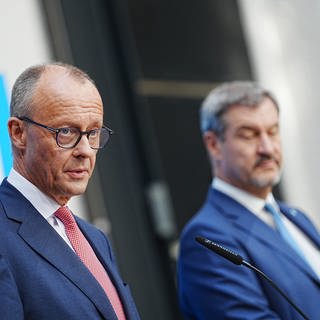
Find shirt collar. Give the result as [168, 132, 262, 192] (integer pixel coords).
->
[212, 177, 276, 214]
[7, 168, 60, 219]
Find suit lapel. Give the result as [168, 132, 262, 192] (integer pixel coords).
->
[209, 189, 320, 284]
[77, 218, 136, 320]
[279, 204, 320, 248]
[243, 215, 320, 283]
[1, 180, 117, 320]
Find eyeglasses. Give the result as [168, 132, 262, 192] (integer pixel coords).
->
[18, 116, 113, 149]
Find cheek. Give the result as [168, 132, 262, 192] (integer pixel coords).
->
[86, 151, 97, 172]
[275, 141, 282, 156]
[25, 141, 44, 166]
[52, 151, 74, 175]
[29, 150, 55, 176]
[27, 143, 64, 177]
[25, 133, 53, 163]
[223, 144, 249, 160]
[226, 145, 257, 169]
[90, 155, 97, 169]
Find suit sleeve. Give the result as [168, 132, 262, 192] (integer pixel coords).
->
[178, 224, 282, 320]
[0, 254, 24, 319]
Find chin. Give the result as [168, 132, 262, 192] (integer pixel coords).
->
[251, 175, 279, 189]
[64, 184, 88, 198]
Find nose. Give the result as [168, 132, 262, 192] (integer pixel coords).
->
[257, 133, 274, 155]
[72, 134, 96, 157]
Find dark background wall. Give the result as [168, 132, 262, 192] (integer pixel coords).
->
[41, 0, 252, 318]
[126, 0, 252, 231]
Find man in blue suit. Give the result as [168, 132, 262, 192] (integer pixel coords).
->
[177, 82, 320, 319]
[0, 62, 140, 319]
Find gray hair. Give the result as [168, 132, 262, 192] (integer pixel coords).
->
[10, 62, 95, 117]
[200, 81, 279, 138]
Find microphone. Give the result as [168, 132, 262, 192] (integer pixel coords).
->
[195, 236, 310, 320]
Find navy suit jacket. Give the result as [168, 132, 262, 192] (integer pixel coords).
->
[0, 178, 140, 320]
[178, 188, 320, 319]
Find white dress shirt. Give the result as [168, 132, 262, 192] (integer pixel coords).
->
[212, 178, 320, 277]
[7, 168, 73, 249]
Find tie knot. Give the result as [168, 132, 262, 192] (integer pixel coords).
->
[264, 203, 278, 216]
[54, 206, 76, 226]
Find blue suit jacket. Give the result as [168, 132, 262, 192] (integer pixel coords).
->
[0, 178, 140, 320]
[178, 188, 320, 319]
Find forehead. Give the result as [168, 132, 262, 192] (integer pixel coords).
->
[31, 68, 103, 121]
[223, 97, 279, 129]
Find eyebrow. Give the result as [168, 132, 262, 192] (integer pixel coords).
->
[234, 122, 279, 134]
[50, 121, 103, 129]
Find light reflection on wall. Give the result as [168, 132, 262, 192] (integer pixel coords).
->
[238, 0, 320, 227]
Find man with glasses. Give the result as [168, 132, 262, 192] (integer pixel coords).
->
[0, 62, 140, 319]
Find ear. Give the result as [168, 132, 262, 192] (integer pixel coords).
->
[8, 117, 27, 149]
[203, 131, 223, 160]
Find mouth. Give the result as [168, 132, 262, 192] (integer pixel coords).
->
[65, 168, 89, 179]
[254, 158, 280, 173]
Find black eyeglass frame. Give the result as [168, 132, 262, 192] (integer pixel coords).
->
[17, 116, 114, 149]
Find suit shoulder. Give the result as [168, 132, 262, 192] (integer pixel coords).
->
[180, 199, 232, 244]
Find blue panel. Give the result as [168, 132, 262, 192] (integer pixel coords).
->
[0, 75, 12, 175]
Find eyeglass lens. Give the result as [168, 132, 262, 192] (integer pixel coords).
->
[57, 127, 110, 149]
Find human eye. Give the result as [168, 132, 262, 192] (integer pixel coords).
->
[57, 127, 78, 146]
[59, 127, 76, 136]
[268, 125, 279, 137]
[89, 129, 99, 138]
[237, 128, 256, 140]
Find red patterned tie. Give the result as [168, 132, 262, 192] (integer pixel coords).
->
[54, 206, 126, 320]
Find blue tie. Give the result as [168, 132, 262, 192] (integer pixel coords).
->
[264, 203, 306, 261]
